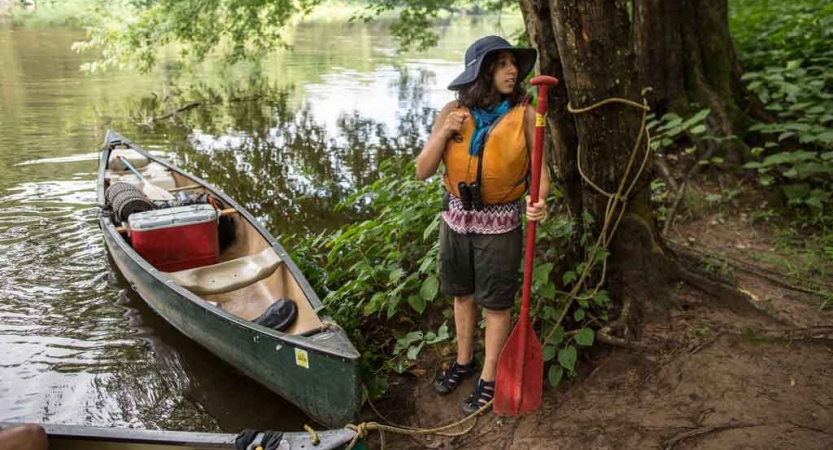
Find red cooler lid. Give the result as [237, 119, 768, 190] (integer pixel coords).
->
[129, 204, 218, 231]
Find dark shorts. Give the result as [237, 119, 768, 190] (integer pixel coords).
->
[438, 221, 522, 311]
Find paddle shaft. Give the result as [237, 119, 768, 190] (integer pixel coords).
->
[117, 155, 147, 180]
[520, 77, 556, 318]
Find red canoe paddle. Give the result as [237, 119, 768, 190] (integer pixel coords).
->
[494, 75, 559, 416]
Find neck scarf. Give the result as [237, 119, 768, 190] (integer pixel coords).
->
[468, 100, 511, 156]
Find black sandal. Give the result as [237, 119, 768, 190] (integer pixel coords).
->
[433, 361, 475, 395]
[462, 379, 495, 415]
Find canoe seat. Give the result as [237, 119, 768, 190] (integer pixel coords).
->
[166, 248, 283, 296]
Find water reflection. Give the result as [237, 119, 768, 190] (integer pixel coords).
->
[146, 66, 437, 237]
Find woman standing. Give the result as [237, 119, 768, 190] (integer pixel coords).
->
[416, 35, 550, 414]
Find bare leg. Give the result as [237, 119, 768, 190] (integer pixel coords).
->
[480, 308, 511, 382]
[0, 424, 49, 450]
[454, 295, 476, 365]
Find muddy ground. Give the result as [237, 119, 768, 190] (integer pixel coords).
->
[360, 184, 833, 449]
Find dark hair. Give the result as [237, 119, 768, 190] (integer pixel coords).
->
[455, 52, 527, 110]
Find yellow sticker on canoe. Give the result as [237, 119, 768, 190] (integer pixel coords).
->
[536, 113, 546, 127]
[295, 348, 309, 369]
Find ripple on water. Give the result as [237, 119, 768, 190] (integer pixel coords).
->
[0, 174, 209, 428]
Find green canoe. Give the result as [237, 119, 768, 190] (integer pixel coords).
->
[96, 130, 361, 428]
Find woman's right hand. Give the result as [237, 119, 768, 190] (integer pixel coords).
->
[442, 111, 468, 138]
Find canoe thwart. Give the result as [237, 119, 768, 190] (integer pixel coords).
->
[165, 247, 283, 296]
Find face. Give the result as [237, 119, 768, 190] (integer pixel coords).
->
[491, 51, 518, 95]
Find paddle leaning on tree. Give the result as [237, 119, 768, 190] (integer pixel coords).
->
[415, 35, 551, 415]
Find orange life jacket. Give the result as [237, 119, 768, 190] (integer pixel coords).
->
[443, 105, 529, 204]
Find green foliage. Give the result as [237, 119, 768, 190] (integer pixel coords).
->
[295, 158, 444, 326]
[54, 0, 521, 72]
[289, 157, 446, 396]
[392, 321, 449, 368]
[731, 0, 833, 223]
[533, 212, 614, 388]
[352, 0, 518, 51]
[647, 109, 711, 154]
[730, 0, 833, 70]
[8, 0, 99, 26]
[70, 0, 321, 72]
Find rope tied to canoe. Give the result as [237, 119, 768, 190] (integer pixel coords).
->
[343, 399, 493, 449]
[302, 424, 320, 445]
[342, 90, 653, 449]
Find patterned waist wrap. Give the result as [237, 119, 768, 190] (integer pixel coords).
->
[442, 192, 522, 235]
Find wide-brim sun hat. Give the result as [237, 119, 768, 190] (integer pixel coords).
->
[448, 35, 537, 91]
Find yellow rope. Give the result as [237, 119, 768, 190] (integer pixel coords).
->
[344, 400, 492, 449]
[344, 91, 653, 450]
[303, 424, 320, 445]
[543, 92, 652, 345]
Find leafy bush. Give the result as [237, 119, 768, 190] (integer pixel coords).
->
[731, 0, 833, 222]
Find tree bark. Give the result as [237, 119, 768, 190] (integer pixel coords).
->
[519, 0, 583, 268]
[633, 0, 770, 163]
[549, 0, 678, 318]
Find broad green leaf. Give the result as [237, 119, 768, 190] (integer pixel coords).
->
[392, 357, 409, 374]
[408, 294, 426, 314]
[533, 263, 554, 286]
[573, 309, 586, 321]
[394, 331, 423, 354]
[548, 365, 564, 387]
[423, 215, 441, 241]
[543, 345, 557, 362]
[575, 328, 595, 346]
[782, 183, 811, 200]
[551, 325, 565, 345]
[690, 124, 707, 134]
[593, 290, 610, 306]
[386, 295, 400, 318]
[539, 282, 556, 300]
[406, 341, 424, 360]
[419, 256, 433, 274]
[425, 322, 449, 344]
[420, 276, 439, 302]
[558, 345, 577, 372]
[562, 271, 577, 285]
[388, 268, 404, 284]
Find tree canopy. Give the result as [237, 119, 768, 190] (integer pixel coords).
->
[71, 0, 515, 72]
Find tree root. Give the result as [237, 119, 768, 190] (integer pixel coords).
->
[667, 240, 833, 294]
[745, 326, 833, 342]
[665, 243, 776, 318]
[661, 423, 760, 450]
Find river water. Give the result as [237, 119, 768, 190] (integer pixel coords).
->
[0, 16, 523, 431]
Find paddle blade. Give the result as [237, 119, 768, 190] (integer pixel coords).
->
[141, 180, 175, 201]
[493, 318, 544, 416]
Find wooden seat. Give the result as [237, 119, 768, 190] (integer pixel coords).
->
[165, 248, 283, 296]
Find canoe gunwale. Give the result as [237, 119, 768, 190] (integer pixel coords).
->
[0, 422, 358, 450]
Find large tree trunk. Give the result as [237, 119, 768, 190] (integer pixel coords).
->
[516, 0, 767, 323]
[519, 0, 583, 268]
[633, 0, 769, 163]
[548, 0, 678, 321]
